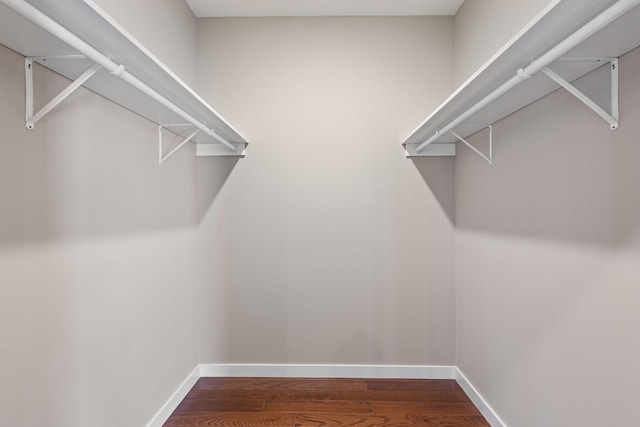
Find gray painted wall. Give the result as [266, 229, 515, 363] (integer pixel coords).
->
[0, 0, 231, 425]
[196, 17, 456, 365]
[454, 8, 640, 427]
[453, 2, 640, 426]
[0, 42, 200, 427]
[4, 1, 637, 425]
[453, 0, 551, 87]
[93, 0, 199, 88]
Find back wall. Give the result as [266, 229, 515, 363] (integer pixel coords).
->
[196, 16, 457, 365]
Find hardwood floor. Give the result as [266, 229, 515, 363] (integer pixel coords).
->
[163, 377, 489, 426]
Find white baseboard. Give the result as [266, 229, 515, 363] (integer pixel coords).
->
[455, 368, 507, 427]
[148, 364, 506, 427]
[200, 363, 456, 379]
[146, 365, 200, 427]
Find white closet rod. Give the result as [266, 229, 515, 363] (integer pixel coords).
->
[416, 0, 640, 152]
[1, 0, 236, 151]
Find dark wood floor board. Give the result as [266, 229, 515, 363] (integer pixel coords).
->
[197, 378, 367, 391]
[295, 413, 490, 427]
[336, 390, 468, 402]
[311, 379, 369, 391]
[191, 389, 338, 401]
[173, 397, 265, 413]
[293, 413, 424, 426]
[366, 380, 462, 392]
[263, 400, 373, 414]
[197, 378, 319, 391]
[163, 377, 489, 427]
[370, 401, 481, 416]
[163, 412, 296, 426]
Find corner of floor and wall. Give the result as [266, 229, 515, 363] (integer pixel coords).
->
[1, 0, 639, 426]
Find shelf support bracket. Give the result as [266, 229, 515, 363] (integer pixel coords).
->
[450, 125, 493, 165]
[25, 56, 101, 129]
[158, 124, 199, 165]
[542, 58, 619, 130]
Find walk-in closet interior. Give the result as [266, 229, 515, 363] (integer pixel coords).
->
[1, 0, 639, 426]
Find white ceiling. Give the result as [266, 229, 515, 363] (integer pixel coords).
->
[185, 0, 465, 18]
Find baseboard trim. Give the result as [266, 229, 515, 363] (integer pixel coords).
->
[455, 368, 507, 427]
[148, 364, 506, 427]
[200, 363, 456, 379]
[146, 365, 200, 427]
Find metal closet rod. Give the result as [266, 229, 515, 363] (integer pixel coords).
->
[416, 0, 640, 152]
[1, 0, 235, 151]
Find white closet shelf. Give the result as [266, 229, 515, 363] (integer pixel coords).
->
[0, 0, 248, 159]
[403, 0, 640, 158]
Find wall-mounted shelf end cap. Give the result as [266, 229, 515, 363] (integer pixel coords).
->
[403, 142, 455, 158]
[197, 142, 248, 158]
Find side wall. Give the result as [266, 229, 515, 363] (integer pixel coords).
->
[455, 23, 640, 427]
[0, 1, 212, 426]
[453, 0, 551, 87]
[196, 17, 457, 365]
[91, 0, 198, 88]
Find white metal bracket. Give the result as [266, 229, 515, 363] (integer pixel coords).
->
[543, 57, 619, 130]
[158, 124, 200, 165]
[25, 55, 101, 129]
[450, 125, 493, 165]
[158, 124, 247, 162]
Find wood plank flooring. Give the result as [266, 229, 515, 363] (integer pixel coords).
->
[163, 377, 489, 426]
